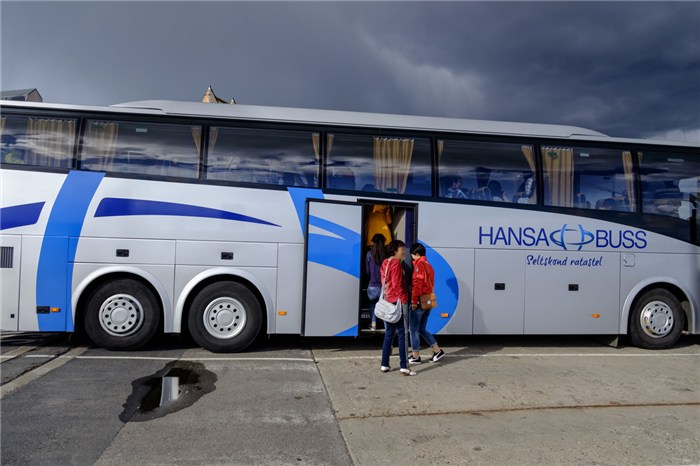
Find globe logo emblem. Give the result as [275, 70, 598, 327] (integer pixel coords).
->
[549, 224, 594, 251]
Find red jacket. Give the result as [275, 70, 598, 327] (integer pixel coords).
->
[380, 258, 409, 304]
[411, 256, 434, 306]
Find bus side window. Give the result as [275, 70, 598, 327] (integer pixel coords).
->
[639, 152, 699, 220]
[325, 133, 432, 196]
[81, 120, 200, 179]
[1, 114, 76, 168]
[542, 147, 636, 213]
[205, 127, 319, 188]
[438, 140, 536, 204]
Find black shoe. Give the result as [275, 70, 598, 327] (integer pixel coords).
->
[430, 350, 445, 362]
[408, 355, 422, 365]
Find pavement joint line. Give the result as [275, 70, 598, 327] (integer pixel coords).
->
[315, 352, 700, 361]
[336, 401, 700, 421]
[309, 347, 356, 465]
[0, 346, 89, 399]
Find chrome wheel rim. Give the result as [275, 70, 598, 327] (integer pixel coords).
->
[99, 294, 145, 337]
[640, 300, 674, 338]
[202, 297, 247, 339]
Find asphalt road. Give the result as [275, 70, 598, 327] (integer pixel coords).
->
[1, 332, 699, 465]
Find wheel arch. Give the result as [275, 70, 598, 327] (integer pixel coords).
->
[621, 278, 695, 334]
[72, 266, 171, 333]
[174, 268, 273, 335]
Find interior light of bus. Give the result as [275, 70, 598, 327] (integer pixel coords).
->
[592, 314, 600, 318]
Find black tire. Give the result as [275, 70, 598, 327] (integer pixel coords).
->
[84, 278, 161, 350]
[629, 289, 685, 349]
[187, 281, 263, 353]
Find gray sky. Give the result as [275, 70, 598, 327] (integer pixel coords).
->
[2, 1, 699, 142]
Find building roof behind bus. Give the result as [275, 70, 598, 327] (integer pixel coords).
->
[2, 99, 698, 148]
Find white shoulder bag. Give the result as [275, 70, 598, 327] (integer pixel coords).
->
[373, 260, 402, 324]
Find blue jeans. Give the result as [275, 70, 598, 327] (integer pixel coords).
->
[367, 286, 381, 323]
[409, 307, 438, 352]
[381, 303, 408, 369]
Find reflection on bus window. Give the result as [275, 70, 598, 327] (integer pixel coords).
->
[639, 152, 699, 220]
[438, 141, 536, 204]
[81, 120, 200, 178]
[542, 146, 636, 213]
[206, 127, 319, 188]
[1, 114, 76, 168]
[326, 133, 432, 196]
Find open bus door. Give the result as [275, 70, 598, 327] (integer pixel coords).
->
[302, 200, 362, 337]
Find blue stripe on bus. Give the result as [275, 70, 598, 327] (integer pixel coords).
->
[287, 187, 324, 236]
[94, 198, 280, 227]
[308, 215, 361, 279]
[0, 202, 45, 230]
[334, 324, 358, 337]
[36, 171, 105, 331]
[422, 242, 458, 334]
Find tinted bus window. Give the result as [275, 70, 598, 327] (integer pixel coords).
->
[542, 146, 636, 212]
[205, 127, 319, 187]
[438, 141, 536, 204]
[640, 152, 699, 220]
[326, 133, 432, 196]
[81, 120, 200, 178]
[1, 114, 76, 168]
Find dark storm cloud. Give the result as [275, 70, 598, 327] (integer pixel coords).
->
[1, 2, 699, 141]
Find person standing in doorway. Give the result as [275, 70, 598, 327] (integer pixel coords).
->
[379, 240, 416, 376]
[366, 234, 387, 331]
[365, 205, 392, 246]
[408, 243, 446, 364]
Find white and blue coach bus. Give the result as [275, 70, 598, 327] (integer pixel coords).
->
[1, 100, 698, 352]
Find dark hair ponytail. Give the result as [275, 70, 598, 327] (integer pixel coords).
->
[370, 234, 387, 265]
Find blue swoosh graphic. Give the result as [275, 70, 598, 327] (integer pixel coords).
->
[307, 215, 361, 278]
[422, 242, 459, 335]
[37, 171, 105, 331]
[287, 187, 324, 235]
[0, 202, 45, 230]
[94, 198, 280, 227]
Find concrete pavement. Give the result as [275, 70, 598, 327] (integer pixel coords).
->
[1, 333, 698, 465]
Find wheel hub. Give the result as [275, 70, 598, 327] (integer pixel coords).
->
[640, 300, 674, 338]
[99, 294, 145, 337]
[203, 297, 247, 340]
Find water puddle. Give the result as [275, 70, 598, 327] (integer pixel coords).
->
[119, 360, 217, 422]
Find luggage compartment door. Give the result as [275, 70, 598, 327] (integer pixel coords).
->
[303, 200, 362, 337]
[0, 235, 22, 331]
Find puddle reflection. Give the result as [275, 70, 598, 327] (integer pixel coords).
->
[119, 361, 217, 422]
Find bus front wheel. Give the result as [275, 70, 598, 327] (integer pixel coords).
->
[629, 289, 685, 349]
[84, 278, 161, 350]
[188, 281, 262, 353]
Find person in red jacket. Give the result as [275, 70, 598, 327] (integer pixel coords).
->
[408, 243, 445, 364]
[379, 240, 416, 376]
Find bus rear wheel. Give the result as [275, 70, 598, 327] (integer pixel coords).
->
[188, 281, 262, 353]
[629, 289, 685, 349]
[84, 278, 161, 350]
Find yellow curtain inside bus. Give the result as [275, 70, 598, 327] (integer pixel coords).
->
[521, 145, 537, 204]
[86, 121, 118, 170]
[542, 146, 574, 207]
[373, 137, 414, 194]
[622, 151, 636, 212]
[26, 118, 76, 168]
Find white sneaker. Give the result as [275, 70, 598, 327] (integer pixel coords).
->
[400, 368, 417, 376]
[381, 366, 391, 373]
